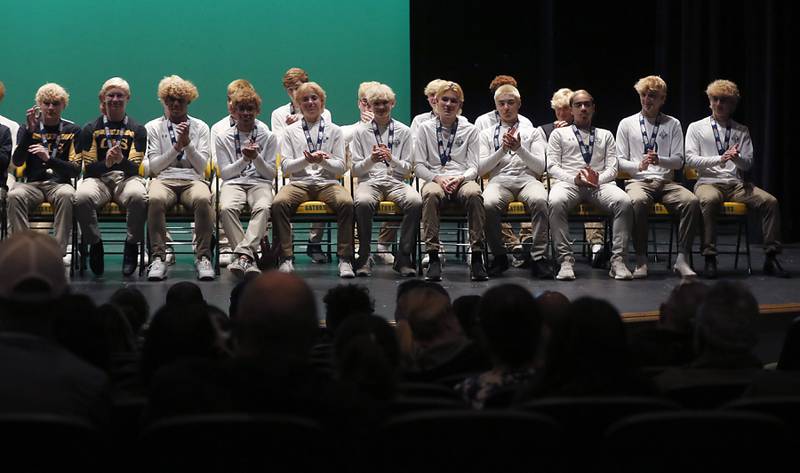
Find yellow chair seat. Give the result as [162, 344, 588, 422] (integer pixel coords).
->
[377, 201, 402, 215]
[721, 201, 748, 216]
[98, 202, 125, 215]
[296, 201, 335, 214]
[651, 203, 670, 216]
[30, 202, 54, 216]
[507, 201, 527, 216]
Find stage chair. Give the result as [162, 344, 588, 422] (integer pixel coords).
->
[723, 397, 800, 443]
[605, 411, 791, 473]
[683, 166, 752, 275]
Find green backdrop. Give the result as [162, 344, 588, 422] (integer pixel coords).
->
[0, 0, 409, 128]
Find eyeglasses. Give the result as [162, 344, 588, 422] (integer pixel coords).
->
[572, 101, 593, 109]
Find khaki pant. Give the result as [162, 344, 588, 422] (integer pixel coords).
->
[74, 174, 147, 245]
[627, 180, 700, 256]
[271, 182, 354, 258]
[354, 180, 422, 259]
[695, 182, 782, 255]
[219, 182, 274, 259]
[7, 180, 74, 254]
[549, 181, 632, 263]
[421, 180, 485, 252]
[484, 179, 548, 260]
[148, 178, 213, 259]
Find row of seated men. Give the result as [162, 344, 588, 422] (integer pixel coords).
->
[0, 72, 789, 283]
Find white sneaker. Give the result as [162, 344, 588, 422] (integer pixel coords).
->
[196, 256, 215, 281]
[148, 257, 167, 281]
[339, 259, 355, 278]
[62, 253, 72, 267]
[673, 253, 697, 279]
[556, 257, 576, 281]
[421, 250, 444, 269]
[218, 251, 234, 268]
[165, 246, 176, 265]
[228, 255, 250, 279]
[374, 244, 395, 265]
[609, 258, 633, 280]
[633, 264, 648, 279]
[278, 258, 295, 273]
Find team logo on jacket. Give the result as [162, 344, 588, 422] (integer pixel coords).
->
[659, 131, 668, 139]
[456, 138, 464, 146]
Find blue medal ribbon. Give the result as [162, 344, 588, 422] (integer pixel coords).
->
[710, 117, 732, 156]
[302, 117, 325, 153]
[37, 119, 64, 161]
[234, 125, 258, 175]
[572, 125, 595, 165]
[372, 119, 394, 166]
[165, 117, 186, 161]
[639, 113, 660, 153]
[436, 119, 458, 166]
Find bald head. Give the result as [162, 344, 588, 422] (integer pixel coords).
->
[235, 272, 319, 358]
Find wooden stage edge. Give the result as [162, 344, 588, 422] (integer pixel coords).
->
[621, 303, 800, 323]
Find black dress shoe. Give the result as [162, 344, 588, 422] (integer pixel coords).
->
[470, 252, 489, 281]
[531, 258, 554, 279]
[487, 254, 509, 277]
[89, 241, 105, 276]
[704, 255, 717, 279]
[78, 244, 88, 271]
[425, 253, 442, 281]
[122, 241, 138, 276]
[764, 255, 791, 278]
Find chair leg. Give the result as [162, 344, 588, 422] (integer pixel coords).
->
[734, 219, 742, 270]
[666, 219, 675, 270]
[744, 220, 752, 275]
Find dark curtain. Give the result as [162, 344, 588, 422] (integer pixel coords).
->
[411, 0, 798, 241]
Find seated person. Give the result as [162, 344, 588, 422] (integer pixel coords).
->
[144, 75, 213, 281]
[270, 82, 355, 278]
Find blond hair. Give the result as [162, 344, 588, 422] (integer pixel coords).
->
[357, 81, 381, 100]
[99, 77, 131, 101]
[157, 75, 199, 103]
[550, 88, 574, 109]
[706, 79, 740, 100]
[282, 67, 309, 88]
[227, 79, 253, 98]
[424, 79, 447, 96]
[295, 81, 326, 105]
[366, 83, 396, 104]
[35, 83, 70, 107]
[494, 84, 520, 100]
[489, 75, 517, 93]
[634, 75, 667, 96]
[435, 81, 464, 103]
[569, 89, 594, 106]
[230, 88, 262, 113]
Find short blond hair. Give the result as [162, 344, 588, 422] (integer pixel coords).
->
[634, 75, 667, 96]
[230, 88, 262, 113]
[295, 81, 326, 105]
[366, 83, 396, 104]
[570, 89, 594, 106]
[706, 79, 740, 100]
[35, 83, 70, 107]
[550, 88, 574, 109]
[489, 75, 517, 93]
[494, 84, 520, 100]
[99, 77, 131, 102]
[282, 68, 309, 88]
[435, 81, 464, 103]
[424, 79, 447, 96]
[357, 81, 381, 100]
[157, 75, 199, 103]
[227, 79, 253, 98]
[0, 81, 5, 102]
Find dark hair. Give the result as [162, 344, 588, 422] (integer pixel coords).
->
[323, 284, 374, 334]
[334, 314, 400, 400]
[696, 281, 758, 352]
[479, 285, 542, 369]
[53, 294, 109, 371]
[109, 287, 149, 335]
[659, 282, 709, 333]
[778, 316, 800, 371]
[453, 295, 481, 340]
[228, 279, 253, 322]
[140, 303, 221, 385]
[166, 281, 205, 307]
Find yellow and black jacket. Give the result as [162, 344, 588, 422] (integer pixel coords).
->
[11, 120, 82, 183]
[81, 115, 146, 179]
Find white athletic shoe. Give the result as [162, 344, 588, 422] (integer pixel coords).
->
[609, 258, 633, 280]
[196, 256, 215, 281]
[374, 244, 395, 265]
[228, 255, 250, 279]
[633, 264, 648, 279]
[556, 257, 576, 281]
[218, 251, 234, 268]
[165, 246, 176, 266]
[673, 253, 697, 278]
[278, 258, 295, 273]
[148, 257, 167, 281]
[339, 259, 355, 278]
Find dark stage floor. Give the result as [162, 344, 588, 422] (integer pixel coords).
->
[70, 242, 800, 363]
